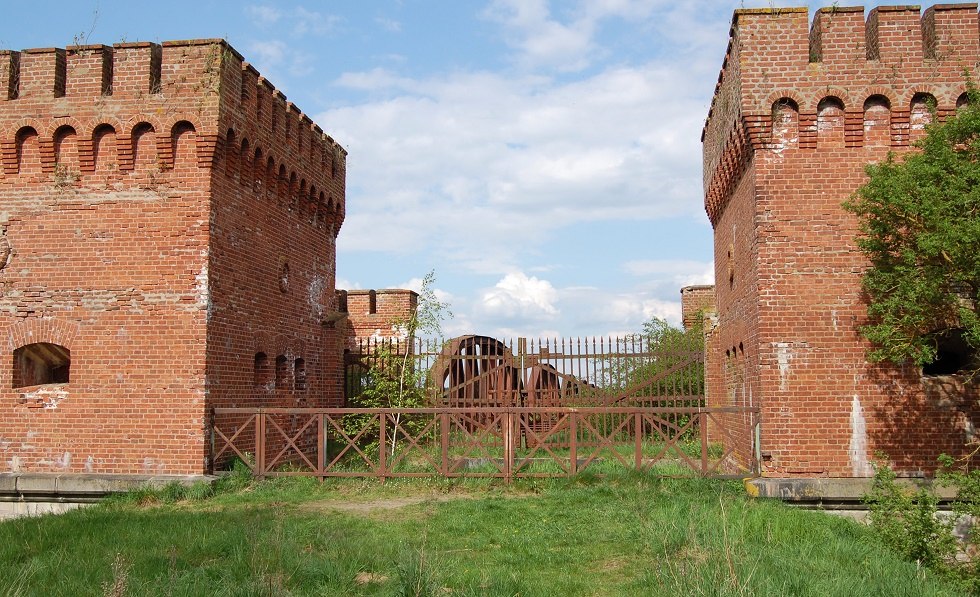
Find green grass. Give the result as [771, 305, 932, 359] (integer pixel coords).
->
[0, 473, 966, 596]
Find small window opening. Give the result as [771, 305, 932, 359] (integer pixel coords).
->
[923, 329, 979, 376]
[254, 352, 271, 386]
[294, 358, 306, 391]
[957, 93, 970, 111]
[13, 343, 70, 388]
[368, 290, 377, 314]
[275, 355, 289, 390]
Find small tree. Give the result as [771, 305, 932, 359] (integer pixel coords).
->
[604, 317, 704, 406]
[845, 87, 980, 374]
[345, 270, 451, 454]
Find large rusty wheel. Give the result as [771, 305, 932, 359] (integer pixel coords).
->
[428, 335, 522, 407]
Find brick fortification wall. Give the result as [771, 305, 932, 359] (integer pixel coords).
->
[680, 285, 715, 330]
[0, 40, 347, 475]
[703, 4, 980, 478]
[340, 289, 419, 347]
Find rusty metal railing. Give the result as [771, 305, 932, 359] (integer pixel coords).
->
[210, 406, 760, 482]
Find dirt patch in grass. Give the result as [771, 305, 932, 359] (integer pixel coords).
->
[299, 492, 474, 517]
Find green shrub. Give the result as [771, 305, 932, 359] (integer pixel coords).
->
[865, 458, 980, 593]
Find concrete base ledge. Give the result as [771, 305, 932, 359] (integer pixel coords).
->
[746, 477, 958, 508]
[0, 473, 216, 503]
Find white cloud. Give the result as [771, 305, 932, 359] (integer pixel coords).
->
[444, 275, 685, 340]
[336, 277, 360, 290]
[245, 40, 316, 91]
[623, 259, 714, 286]
[248, 40, 286, 65]
[246, 5, 282, 26]
[293, 7, 342, 37]
[482, 0, 596, 72]
[325, 57, 710, 274]
[478, 272, 559, 321]
[376, 16, 402, 33]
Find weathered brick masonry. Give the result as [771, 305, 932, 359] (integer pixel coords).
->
[703, 4, 980, 478]
[0, 40, 347, 475]
[340, 289, 419, 347]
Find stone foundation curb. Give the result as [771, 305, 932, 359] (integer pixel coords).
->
[745, 477, 958, 507]
[0, 473, 216, 503]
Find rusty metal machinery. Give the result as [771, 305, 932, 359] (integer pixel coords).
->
[428, 335, 522, 407]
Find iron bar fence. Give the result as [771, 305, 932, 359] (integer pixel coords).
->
[345, 334, 704, 409]
[209, 406, 760, 482]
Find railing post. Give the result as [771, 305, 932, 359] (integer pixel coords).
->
[317, 412, 325, 479]
[634, 412, 642, 470]
[700, 411, 708, 476]
[504, 410, 514, 484]
[569, 411, 577, 476]
[440, 411, 449, 477]
[378, 412, 387, 483]
[256, 409, 266, 479]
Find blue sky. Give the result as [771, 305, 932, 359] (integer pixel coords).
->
[1, 1, 952, 339]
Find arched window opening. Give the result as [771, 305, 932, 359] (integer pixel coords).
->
[239, 138, 251, 186]
[817, 97, 845, 148]
[132, 122, 156, 170]
[277, 164, 288, 200]
[294, 358, 306, 391]
[93, 124, 117, 173]
[15, 127, 40, 175]
[275, 355, 289, 390]
[771, 98, 799, 148]
[224, 129, 237, 178]
[910, 93, 935, 141]
[253, 352, 271, 387]
[172, 121, 197, 170]
[863, 95, 891, 148]
[265, 157, 275, 200]
[53, 125, 79, 172]
[923, 329, 979, 377]
[957, 93, 970, 111]
[253, 147, 263, 193]
[288, 173, 298, 210]
[14, 343, 70, 388]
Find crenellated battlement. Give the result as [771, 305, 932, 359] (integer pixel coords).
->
[0, 40, 213, 102]
[0, 38, 347, 231]
[703, 4, 980, 225]
[340, 289, 419, 347]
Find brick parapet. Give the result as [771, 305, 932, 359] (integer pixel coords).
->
[680, 285, 715, 330]
[215, 47, 346, 237]
[341, 289, 419, 347]
[703, 4, 979, 225]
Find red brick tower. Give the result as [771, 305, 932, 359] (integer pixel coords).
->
[703, 5, 980, 480]
[0, 40, 346, 476]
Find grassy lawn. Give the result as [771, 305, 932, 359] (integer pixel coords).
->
[0, 472, 966, 596]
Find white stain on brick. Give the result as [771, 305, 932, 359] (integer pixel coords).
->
[39, 451, 71, 470]
[22, 384, 68, 409]
[849, 395, 872, 477]
[308, 275, 325, 320]
[774, 342, 793, 391]
[195, 258, 211, 316]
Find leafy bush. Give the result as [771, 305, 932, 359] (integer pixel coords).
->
[865, 457, 980, 593]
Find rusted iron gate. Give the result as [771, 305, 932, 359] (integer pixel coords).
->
[209, 406, 760, 481]
[346, 334, 705, 410]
